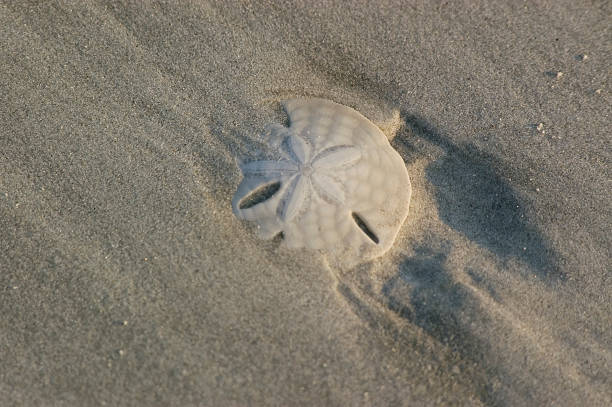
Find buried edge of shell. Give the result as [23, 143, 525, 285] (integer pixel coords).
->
[232, 98, 411, 267]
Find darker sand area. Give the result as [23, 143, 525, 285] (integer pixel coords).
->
[1, 1, 610, 406]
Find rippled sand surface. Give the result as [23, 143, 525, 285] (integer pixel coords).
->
[1, 1, 610, 406]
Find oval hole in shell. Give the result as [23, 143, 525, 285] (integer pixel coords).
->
[238, 182, 281, 209]
[352, 212, 380, 244]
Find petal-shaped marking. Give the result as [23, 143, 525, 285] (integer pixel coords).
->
[312, 146, 361, 170]
[311, 172, 346, 205]
[288, 134, 311, 164]
[277, 175, 308, 222]
[241, 160, 297, 177]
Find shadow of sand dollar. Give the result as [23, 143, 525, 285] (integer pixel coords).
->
[394, 113, 562, 281]
[379, 246, 501, 405]
[382, 245, 479, 350]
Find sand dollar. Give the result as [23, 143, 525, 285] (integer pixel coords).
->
[232, 98, 411, 267]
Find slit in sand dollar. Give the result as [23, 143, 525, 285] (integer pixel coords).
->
[232, 98, 411, 267]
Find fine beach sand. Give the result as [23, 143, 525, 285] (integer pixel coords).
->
[1, 1, 610, 406]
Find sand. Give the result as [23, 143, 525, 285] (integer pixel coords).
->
[1, 1, 610, 406]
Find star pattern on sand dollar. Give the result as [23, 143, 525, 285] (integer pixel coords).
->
[241, 133, 362, 222]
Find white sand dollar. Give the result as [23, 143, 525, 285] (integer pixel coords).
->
[232, 98, 411, 267]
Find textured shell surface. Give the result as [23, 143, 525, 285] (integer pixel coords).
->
[232, 98, 411, 267]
